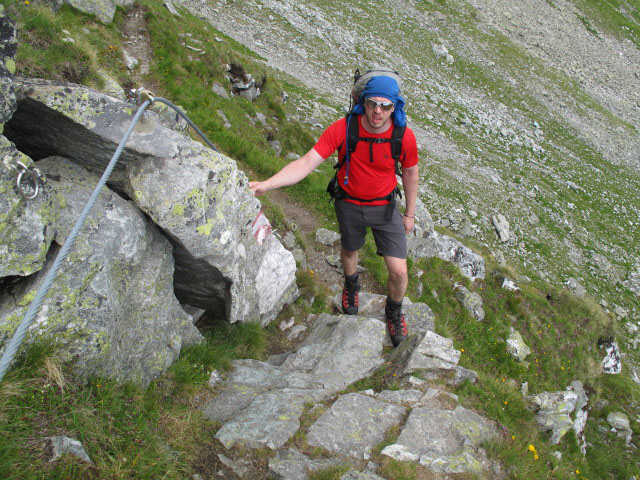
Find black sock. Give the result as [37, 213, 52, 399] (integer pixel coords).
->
[345, 273, 359, 284]
[386, 296, 402, 311]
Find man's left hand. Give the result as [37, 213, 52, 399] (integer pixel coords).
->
[402, 214, 415, 235]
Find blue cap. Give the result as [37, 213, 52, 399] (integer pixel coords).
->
[353, 75, 406, 127]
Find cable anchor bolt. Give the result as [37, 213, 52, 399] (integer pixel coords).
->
[12, 161, 40, 200]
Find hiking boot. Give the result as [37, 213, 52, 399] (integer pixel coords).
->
[342, 273, 360, 315]
[385, 302, 408, 347]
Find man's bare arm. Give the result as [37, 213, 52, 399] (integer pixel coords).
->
[401, 164, 419, 234]
[249, 148, 325, 196]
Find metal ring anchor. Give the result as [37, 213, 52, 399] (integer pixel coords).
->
[15, 161, 40, 200]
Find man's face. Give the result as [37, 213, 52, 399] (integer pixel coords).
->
[363, 96, 395, 131]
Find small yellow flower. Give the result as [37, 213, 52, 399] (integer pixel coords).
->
[460, 348, 465, 352]
[534, 454, 539, 460]
[511, 435, 516, 440]
[576, 470, 580, 475]
[503, 401, 508, 405]
[502, 377, 506, 382]
[25, 0, 30, 4]
[528, 444, 536, 452]
[561, 366, 565, 370]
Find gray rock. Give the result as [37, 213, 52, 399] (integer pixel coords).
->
[0, 157, 202, 386]
[506, 327, 531, 361]
[279, 317, 295, 332]
[95, 70, 126, 101]
[208, 370, 223, 388]
[382, 406, 499, 475]
[492, 214, 510, 242]
[448, 366, 479, 386]
[415, 388, 459, 409]
[163, 0, 181, 17]
[565, 277, 586, 297]
[47, 435, 92, 464]
[408, 229, 485, 280]
[0, 137, 59, 278]
[307, 393, 406, 459]
[502, 277, 520, 291]
[281, 231, 296, 250]
[316, 227, 341, 246]
[268, 448, 341, 480]
[123, 50, 138, 70]
[376, 389, 423, 406]
[7, 78, 187, 187]
[214, 388, 325, 450]
[404, 330, 461, 374]
[0, 6, 17, 124]
[524, 390, 578, 444]
[228, 70, 261, 101]
[211, 82, 229, 99]
[182, 304, 205, 326]
[269, 139, 282, 156]
[217, 453, 248, 478]
[607, 411, 633, 444]
[341, 470, 386, 480]
[63, 0, 116, 24]
[203, 359, 288, 423]
[216, 109, 231, 128]
[279, 314, 386, 391]
[454, 284, 485, 321]
[287, 324, 307, 340]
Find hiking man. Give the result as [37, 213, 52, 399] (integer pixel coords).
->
[249, 74, 419, 346]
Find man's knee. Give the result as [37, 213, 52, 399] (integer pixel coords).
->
[386, 258, 408, 283]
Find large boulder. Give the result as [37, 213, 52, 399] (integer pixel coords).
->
[0, 157, 203, 386]
[6, 78, 187, 188]
[124, 146, 297, 325]
[0, 136, 59, 278]
[0, 4, 17, 127]
[4, 79, 297, 325]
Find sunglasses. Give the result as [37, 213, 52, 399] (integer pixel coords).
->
[364, 99, 395, 111]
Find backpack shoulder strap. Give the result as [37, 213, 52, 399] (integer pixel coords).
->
[337, 114, 361, 165]
[347, 113, 360, 155]
[391, 124, 406, 176]
[390, 124, 406, 160]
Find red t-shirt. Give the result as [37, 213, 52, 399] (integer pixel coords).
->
[313, 115, 419, 206]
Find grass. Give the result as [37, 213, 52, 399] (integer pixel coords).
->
[0, 320, 267, 479]
[412, 254, 640, 478]
[3, 0, 640, 479]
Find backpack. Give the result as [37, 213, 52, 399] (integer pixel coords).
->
[348, 67, 402, 113]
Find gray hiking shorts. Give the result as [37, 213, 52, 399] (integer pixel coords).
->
[334, 199, 407, 258]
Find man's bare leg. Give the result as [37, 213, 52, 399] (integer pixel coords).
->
[341, 247, 361, 315]
[383, 255, 409, 346]
[341, 247, 359, 276]
[384, 255, 408, 301]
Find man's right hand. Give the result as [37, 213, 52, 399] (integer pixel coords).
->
[249, 181, 268, 196]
